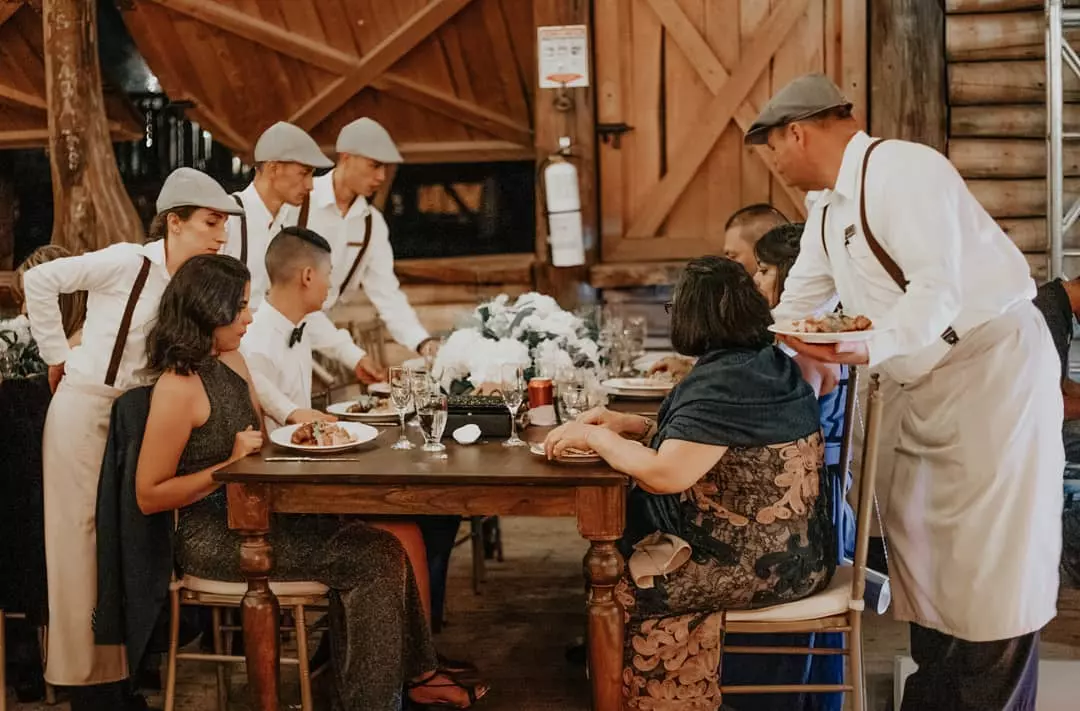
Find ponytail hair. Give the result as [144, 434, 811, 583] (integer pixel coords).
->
[147, 205, 199, 242]
[753, 222, 805, 304]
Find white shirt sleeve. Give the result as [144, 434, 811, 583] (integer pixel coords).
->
[357, 211, 430, 351]
[772, 211, 839, 323]
[863, 147, 964, 366]
[23, 244, 136, 366]
[306, 310, 366, 368]
[242, 348, 300, 426]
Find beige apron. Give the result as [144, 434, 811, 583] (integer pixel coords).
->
[42, 258, 151, 685]
[886, 301, 1063, 642]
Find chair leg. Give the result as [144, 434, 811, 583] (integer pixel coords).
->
[1, 612, 8, 711]
[294, 605, 314, 711]
[211, 607, 227, 711]
[494, 517, 504, 562]
[470, 517, 485, 595]
[848, 612, 866, 711]
[163, 591, 180, 711]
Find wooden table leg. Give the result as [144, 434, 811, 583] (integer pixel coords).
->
[577, 485, 627, 711]
[228, 483, 280, 711]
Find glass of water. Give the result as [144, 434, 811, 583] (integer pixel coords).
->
[416, 392, 448, 457]
[500, 365, 527, 448]
[388, 366, 415, 450]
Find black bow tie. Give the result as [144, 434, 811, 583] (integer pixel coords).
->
[288, 323, 306, 348]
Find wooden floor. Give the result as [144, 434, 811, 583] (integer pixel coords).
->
[6, 517, 1080, 710]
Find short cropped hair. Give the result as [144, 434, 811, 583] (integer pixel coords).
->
[669, 255, 774, 357]
[265, 226, 332, 285]
[724, 203, 789, 233]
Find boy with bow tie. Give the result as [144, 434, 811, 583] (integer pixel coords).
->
[240, 225, 341, 432]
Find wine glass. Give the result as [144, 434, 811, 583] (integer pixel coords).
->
[408, 368, 434, 428]
[388, 366, 415, 450]
[416, 392, 449, 459]
[500, 365, 527, 448]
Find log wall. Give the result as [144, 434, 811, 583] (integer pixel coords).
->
[946, 0, 1080, 277]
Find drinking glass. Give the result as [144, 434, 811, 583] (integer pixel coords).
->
[559, 381, 588, 422]
[416, 393, 449, 458]
[408, 368, 435, 428]
[626, 315, 648, 362]
[388, 366, 415, 450]
[500, 365, 527, 448]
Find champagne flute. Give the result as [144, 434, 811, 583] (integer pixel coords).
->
[388, 366, 414, 450]
[500, 365, 527, 448]
[417, 393, 449, 459]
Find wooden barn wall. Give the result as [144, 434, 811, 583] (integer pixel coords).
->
[945, 0, 1080, 281]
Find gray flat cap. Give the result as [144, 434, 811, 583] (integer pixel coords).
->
[744, 73, 853, 145]
[253, 121, 333, 168]
[336, 118, 403, 163]
[156, 167, 244, 215]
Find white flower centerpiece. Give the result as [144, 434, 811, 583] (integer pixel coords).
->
[432, 292, 601, 395]
[0, 314, 48, 380]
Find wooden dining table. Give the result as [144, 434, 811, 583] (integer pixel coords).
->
[215, 424, 630, 711]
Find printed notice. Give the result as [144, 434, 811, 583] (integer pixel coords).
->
[538, 25, 589, 89]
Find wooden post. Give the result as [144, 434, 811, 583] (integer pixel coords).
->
[869, 0, 947, 151]
[43, 0, 142, 254]
[533, 0, 597, 308]
[0, 172, 15, 271]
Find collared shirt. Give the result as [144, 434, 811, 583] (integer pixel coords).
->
[773, 131, 1035, 384]
[239, 300, 312, 430]
[221, 181, 297, 310]
[304, 171, 430, 351]
[23, 240, 170, 390]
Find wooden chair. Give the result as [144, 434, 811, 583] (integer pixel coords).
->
[0, 612, 53, 711]
[719, 369, 884, 711]
[453, 517, 504, 594]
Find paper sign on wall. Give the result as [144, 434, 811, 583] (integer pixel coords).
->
[538, 25, 589, 89]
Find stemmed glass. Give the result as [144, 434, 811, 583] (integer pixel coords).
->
[388, 366, 415, 450]
[416, 392, 449, 459]
[500, 365, 527, 448]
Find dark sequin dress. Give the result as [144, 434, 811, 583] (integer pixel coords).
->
[174, 358, 437, 710]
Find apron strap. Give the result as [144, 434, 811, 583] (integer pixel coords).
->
[231, 193, 247, 267]
[821, 204, 831, 257]
[105, 257, 152, 387]
[298, 192, 311, 229]
[339, 212, 374, 294]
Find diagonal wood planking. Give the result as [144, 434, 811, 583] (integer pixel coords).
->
[626, 0, 811, 239]
[0, 4, 22, 29]
[147, 0, 529, 145]
[0, 82, 47, 111]
[644, 0, 807, 216]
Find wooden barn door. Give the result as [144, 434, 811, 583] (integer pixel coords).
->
[594, 0, 866, 263]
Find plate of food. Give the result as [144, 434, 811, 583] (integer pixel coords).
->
[769, 313, 880, 344]
[327, 394, 405, 423]
[603, 376, 675, 392]
[269, 421, 379, 454]
[529, 442, 603, 464]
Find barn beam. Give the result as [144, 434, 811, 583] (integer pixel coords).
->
[0, 83, 48, 112]
[643, 0, 806, 217]
[289, 0, 477, 132]
[0, 4, 22, 29]
[149, 0, 527, 144]
[184, 99, 251, 155]
[626, 0, 811, 240]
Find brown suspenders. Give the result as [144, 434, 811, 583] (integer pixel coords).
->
[231, 194, 247, 267]
[298, 193, 310, 229]
[339, 212, 374, 293]
[820, 139, 959, 345]
[104, 257, 152, 387]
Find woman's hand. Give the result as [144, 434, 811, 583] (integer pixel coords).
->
[48, 363, 65, 393]
[231, 426, 263, 461]
[544, 421, 600, 459]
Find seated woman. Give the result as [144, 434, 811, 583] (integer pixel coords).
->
[545, 256, 834, 711]
[134, 254, 486, 711]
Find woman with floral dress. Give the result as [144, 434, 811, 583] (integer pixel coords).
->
[545, 256, 834, 710]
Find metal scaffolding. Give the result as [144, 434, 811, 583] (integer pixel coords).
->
[1047, 0, 1080, 279]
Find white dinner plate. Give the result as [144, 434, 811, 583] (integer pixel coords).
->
[632, 351, 679, 372]
[769, 321, 884, 344]
[529, 442, 603, 464]
[603, 377, 674, 392]
[367, 382, 392, 396]
[326, 400, 408, 423]
[269, 422, 379, 454]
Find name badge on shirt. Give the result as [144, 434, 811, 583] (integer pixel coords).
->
[843, 224, 856, 246]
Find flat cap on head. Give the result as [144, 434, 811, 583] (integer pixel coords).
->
[336, 118, 403, 164]
[744, 73, 853, 145]
[156, 167, 244, 215]
[253, 121, 334, 168]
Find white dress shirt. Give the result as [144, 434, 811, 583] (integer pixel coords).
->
[23, 240, 170, 390]
[221, 182, 297, 310]
[304, 171, 430, 351]
[240, 300, 313, 430]
[773, 131, 1034, 384]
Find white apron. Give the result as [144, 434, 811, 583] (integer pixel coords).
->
[42, 380, 128, 685]
[885, 301, 1063, 642]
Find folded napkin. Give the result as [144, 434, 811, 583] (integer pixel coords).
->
[628, 531, 692, 589]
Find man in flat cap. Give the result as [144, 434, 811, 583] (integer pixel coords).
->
[303, 117, 438, 384]
[751, 73, 1062, 709]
